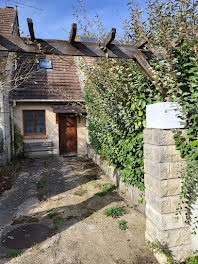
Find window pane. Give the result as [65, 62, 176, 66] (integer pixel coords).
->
[24, 112, 34, 133]
[39, 59, 52, 69]
[35, 111, 45, 133]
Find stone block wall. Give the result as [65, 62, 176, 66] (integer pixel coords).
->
[144, 128, 192, 263]
[87, 144, 145, 213]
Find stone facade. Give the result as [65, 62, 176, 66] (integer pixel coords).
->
[144, 128, 192, 263]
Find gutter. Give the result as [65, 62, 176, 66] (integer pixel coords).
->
[10, 99, 84, 103]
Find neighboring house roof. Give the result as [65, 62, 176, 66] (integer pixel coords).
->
[0, 7, 18, 35]
[10, 53, 84, 101]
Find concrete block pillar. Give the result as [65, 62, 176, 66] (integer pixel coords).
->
[144, 103, 192, 263]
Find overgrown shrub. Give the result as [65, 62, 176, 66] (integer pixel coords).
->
[13, 123, 23, 155]
[84, 59, 163, 191]
[75, 0, 198, 230]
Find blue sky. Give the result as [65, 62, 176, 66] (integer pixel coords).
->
[0, 0, 147, 40]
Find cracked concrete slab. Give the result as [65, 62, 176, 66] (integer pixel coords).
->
[0, 157, 158, 264]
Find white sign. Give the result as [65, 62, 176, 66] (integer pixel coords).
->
[146, 102, 185, 129]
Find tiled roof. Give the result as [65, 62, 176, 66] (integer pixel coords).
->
[52, 104, 86, 114]
[10, 53, 84, 101]
[0, 7, 17, 35]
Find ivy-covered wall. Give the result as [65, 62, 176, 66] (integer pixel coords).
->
[84, 59, 164, 191]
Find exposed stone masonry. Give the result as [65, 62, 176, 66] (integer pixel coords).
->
[144, 128, 192, 263]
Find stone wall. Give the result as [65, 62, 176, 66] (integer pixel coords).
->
[87, 144, 145, 213]
[144, 128, 192, 263]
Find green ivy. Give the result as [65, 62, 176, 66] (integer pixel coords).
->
[77, 0, 198, 233]
[171, 45, 198, 231]
[84, 59, 163, 191]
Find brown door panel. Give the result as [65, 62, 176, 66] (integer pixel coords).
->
[59, 114, 77, 155]
[66, 127, 77, 154]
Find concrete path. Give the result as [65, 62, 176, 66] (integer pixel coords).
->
[0, 157, 158, 264]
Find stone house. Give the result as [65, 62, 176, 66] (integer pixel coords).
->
[0, 7, 87, 162]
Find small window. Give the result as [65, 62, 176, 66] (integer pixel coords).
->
[39, 59, 53, 69]
[23, 110, 46, 135]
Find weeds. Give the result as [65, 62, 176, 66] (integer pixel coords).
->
[100, 183, 116, 192]
[104, 207, 125, 218]
[95, 191, 108, 196]
[42, 162, 48, 168]
[118, 220, 128, 230]
[51, 226, 58, 234]
[6, 249, 22, 258]
[53, 217, 64, 224]
[37, 191, 47, 201]
[47, 210, 64, 224]
[115, 189, 125, 194]
[96, 183, 116, 196]
[37, 177, 45, 188]
[29, 217, 39, 223]
[47, 210, 59, 218]
[86, 174, 98, 181]
[36, 175, 46, 201]
[74, 187, 87, 196]
[185, 256, 198, 264]
[146, 240, 198, 264]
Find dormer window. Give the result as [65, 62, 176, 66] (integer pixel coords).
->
[39, 59, 53, 70]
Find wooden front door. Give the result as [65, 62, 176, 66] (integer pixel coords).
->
[59, 114, 77, 156]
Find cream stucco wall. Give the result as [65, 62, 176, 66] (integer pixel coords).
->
[13, 103, 87, 156]
[77, 116, 87, 155]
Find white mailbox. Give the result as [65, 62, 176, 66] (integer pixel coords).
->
[146, 102, 185, 129]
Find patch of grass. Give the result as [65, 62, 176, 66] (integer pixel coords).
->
[42, 162, 48, 168]
[53, 217, 64, 224]
[118, 220, 128, 230]
[83, 164, 94, 169]
[86, 174, 98, 181]
[6, 249, 22, 258]
[36, 176, 47, 201]
[91, 179, 96, 183]
[29, 217, 39, 223]
[74, 187, 87, 196]
[37, 191, 47, 201]
[95, 191, 108, 196]
[104, 207, 125, 218]
[95, 183, 116, 197]
[47, 210, 59, 219]
[147, 240, 198, 264]
[126, 204, 134, 209]
[185, 256, 198, 264]
[37, 177, 45, 188]
[100, 183, 116, 192]
[51, 226, 58, 234]
[115, 189, 125, 194]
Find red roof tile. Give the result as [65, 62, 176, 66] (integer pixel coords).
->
[10, 53, 84, 101]
[0, 7, 17, 35]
